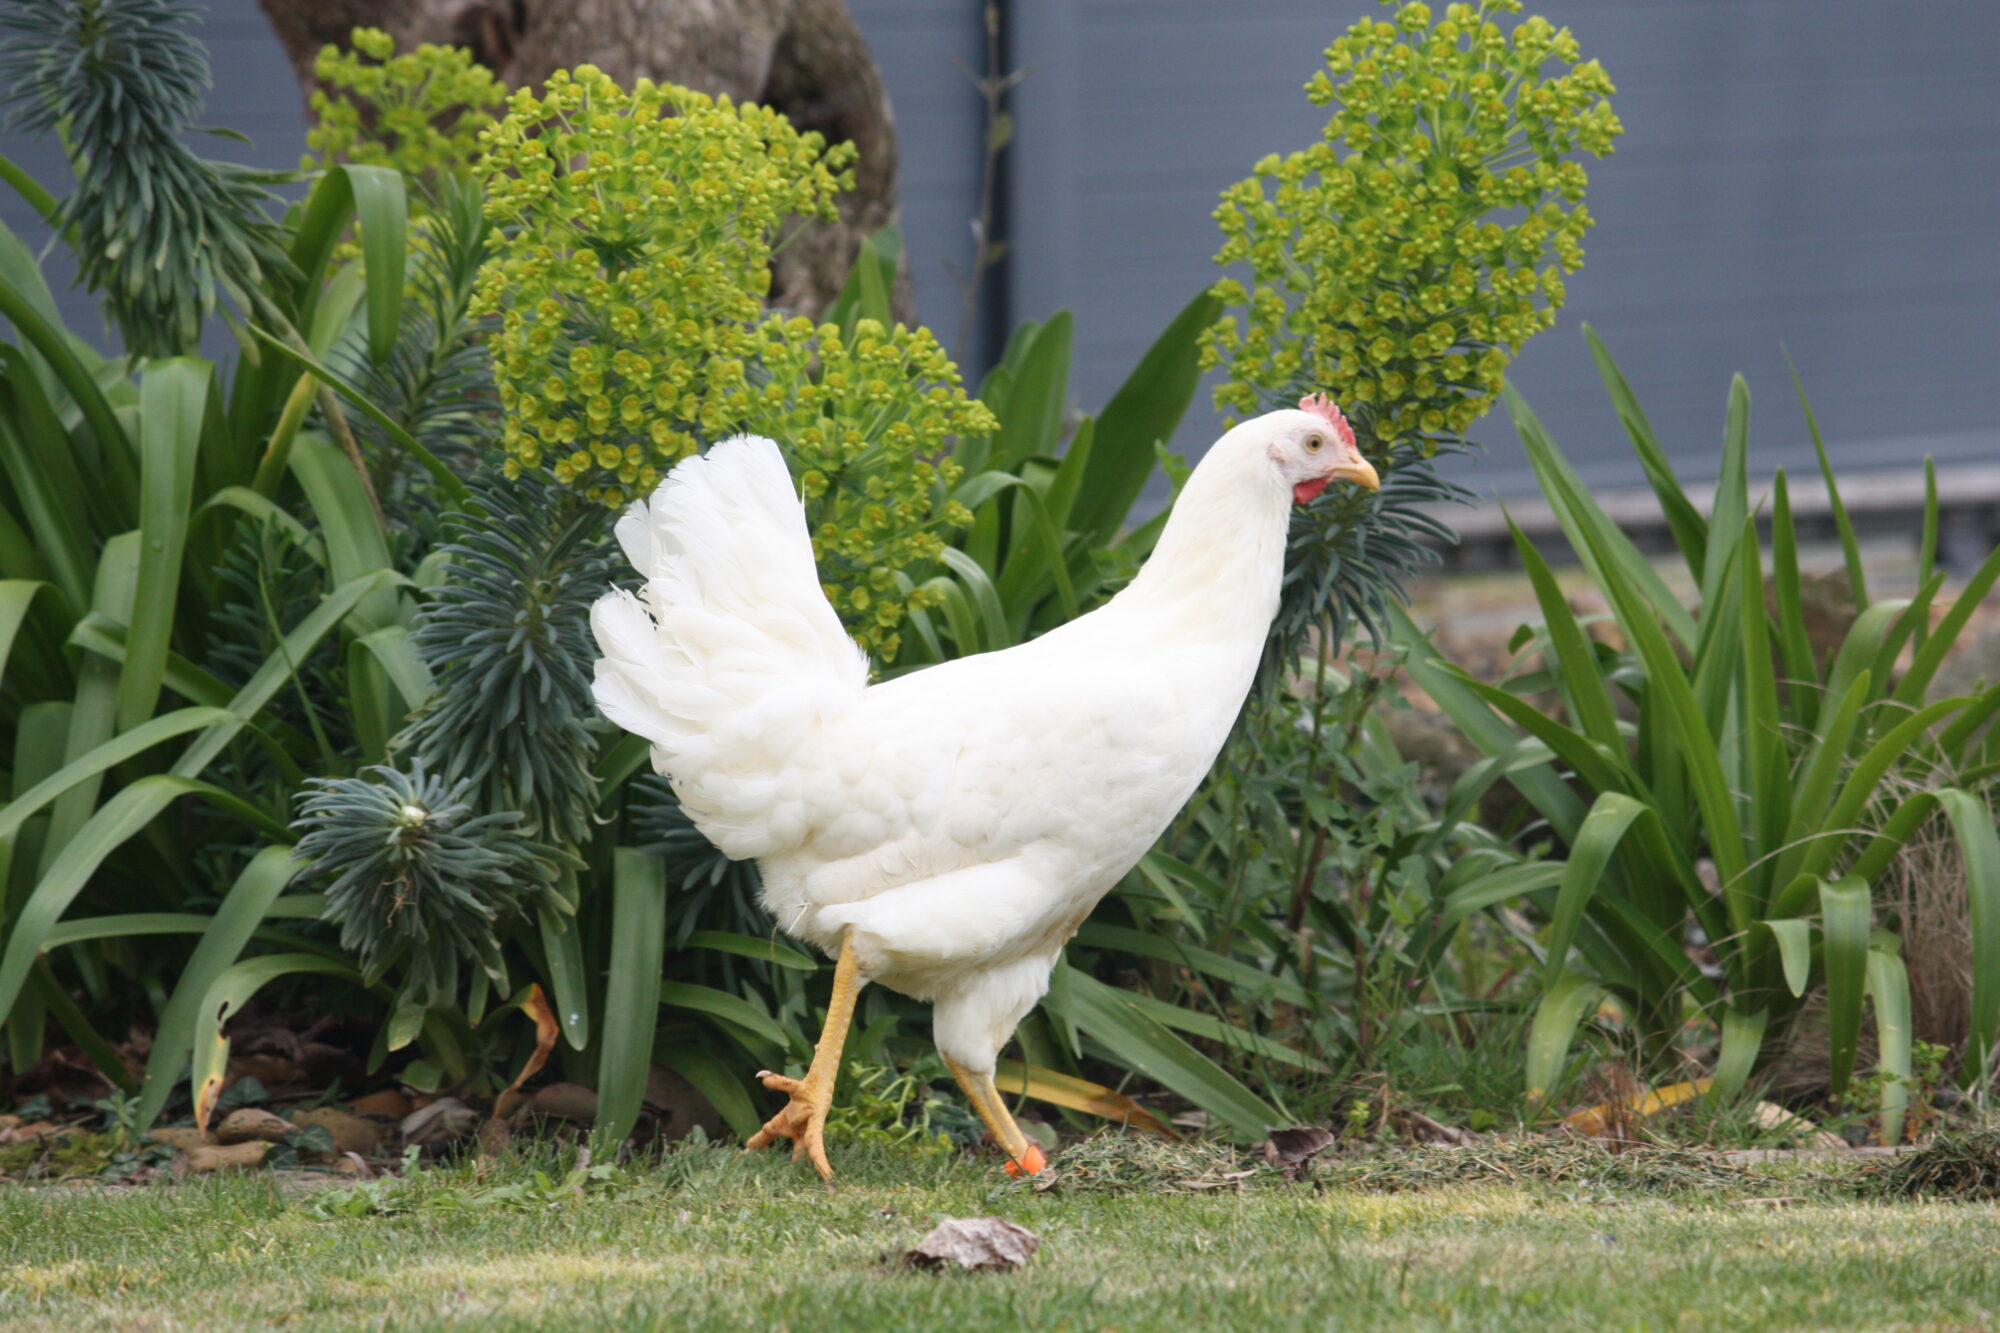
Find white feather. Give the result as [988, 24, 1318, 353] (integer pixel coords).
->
[590, 412, 1320, 1071]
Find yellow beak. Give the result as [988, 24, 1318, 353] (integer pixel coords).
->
[1331, 457, 1381, 492]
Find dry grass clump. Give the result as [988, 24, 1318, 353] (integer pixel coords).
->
[1319, 1139, 1771, 1195]
[1871, 1128, 2000, 1201]
[1031, 1132, 1880, 1200]
[1032, 1134, 1256, 1194]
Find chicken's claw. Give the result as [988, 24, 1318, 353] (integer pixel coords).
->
[744, 1068, 835, 1180]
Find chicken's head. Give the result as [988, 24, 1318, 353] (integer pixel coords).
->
[1268, 393, 1379, 506]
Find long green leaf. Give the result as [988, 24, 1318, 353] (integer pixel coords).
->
[1387, 601, 1585, 839]
[1116, 986, 1325, 1072]
[659, 981, 793, 1055]
[1073, 922, 1313, 1007]
[988, 312, 1071, 471]
[191, 953, 361, 1131]
[1795, 698, 1966, 887]
[1457, 672, 1631, 798]
[1583, 325, 1707, 581]
[1760, 919, 1814, 998]
[1709, 1005, 1768, 1105]
[938, 547, 1011, 653]
[1787, 354, 1866, 611]
[1768, 471, 1819, 720]
[173, 570, 400, 779]
[539, 902, 590, 1052]
[0, 706, 236, 844]
[1525, 971, 1605, 1105]
[1074, 289, 1219, 544]
[1543, 794, 1654, 986]
[248, 327, 469, 505]
[1896, 539, 2000, 709]
[1558, 461, 1750, 921]
[1505, 383, 1696, 648]
[1510, 516, 1622, 752]
[1937, 789, 2000, 1085]
[0, 274, 132, 491]
[657, 1042, 760, 1140]
[0, 777, 291, 1028]
[132, 846, 299, 1131]
[0, 578, 58, 689]
[341, 165, 408, 364]
[44, 912, 217, 946]
[0, 350, 97, 607]
[1770, 669, 1871, 895]
[1736, 516, 1787, 894]
[598, 849, 668, 1146]
[117, 360, 209, 731]
[1819, 874, 1871, 1095]
[41, 535, 137, 875]
[198, 485, 322, 561]
[1051, 966, 1282, 1138]
[290, 434, 399, 633]
[1867, 944, 1912, 1145]
[1436, 862, 1565, 933]
[684, 930, 817, 972]
[1699, 377, 1751, 613]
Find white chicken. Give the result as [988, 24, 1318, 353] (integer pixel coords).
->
[591, 394, 1378, 1178]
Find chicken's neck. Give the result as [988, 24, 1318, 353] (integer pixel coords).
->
[1115, 429, 1290, 652]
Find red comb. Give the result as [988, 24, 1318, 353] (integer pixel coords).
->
[1299, 393, 1356, 452]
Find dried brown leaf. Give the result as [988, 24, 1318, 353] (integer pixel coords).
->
[1260, 1125, 1336, 1180]
[905, 1217, 1040, 1273]
[400, 1097, 479, 1151]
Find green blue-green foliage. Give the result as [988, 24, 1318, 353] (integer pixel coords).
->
[398, 469, 619, 849]
[1392, 328, 2000, 1140]
[0, 0, 1985, 1158]
[291, 761, 569, 998]
[0, 0, 295, 355]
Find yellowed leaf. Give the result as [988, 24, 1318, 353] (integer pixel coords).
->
[994, 1060, 1175, 1138]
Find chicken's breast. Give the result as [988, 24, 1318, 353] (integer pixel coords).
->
[756, 608, 1253, 995]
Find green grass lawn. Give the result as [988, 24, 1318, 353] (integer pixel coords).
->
[2, 1141, 1998, 1332]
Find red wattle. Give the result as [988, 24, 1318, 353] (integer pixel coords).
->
[1293, 477, 1330, 505]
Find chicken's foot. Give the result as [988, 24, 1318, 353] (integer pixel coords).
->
[944, 1056, 1049, 1177]
[745, 934, 862, 1180]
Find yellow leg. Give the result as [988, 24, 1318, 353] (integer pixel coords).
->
[745, 935, 863, 1180]
[944, 1055, 1049, 1177]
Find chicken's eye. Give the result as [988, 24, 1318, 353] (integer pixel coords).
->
[1305, 435, 1324, 453]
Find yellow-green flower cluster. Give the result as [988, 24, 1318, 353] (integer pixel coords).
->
[303, 27, 504, 180]
[755, 317, 995, 659]
[472, 67, 855, 506]
[1202, 1, 1621, 452]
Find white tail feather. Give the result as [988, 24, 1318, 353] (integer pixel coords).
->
[591, 435, 867, 858]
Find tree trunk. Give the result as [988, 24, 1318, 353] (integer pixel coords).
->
[256, 0, 901, 319]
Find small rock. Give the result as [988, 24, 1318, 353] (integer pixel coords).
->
[185, 1141, 271, 1172]
[215, 1107, 296, 1145]
[348, 1089, 413, 1119]
[905, 1217, 1040, 1273]
[524, 1082, 598, 1124]
[643, 1066, 726, 1141]
[290, 1107, 381, 1157]
[146, 1127, 209, 1152]
[0, 1120, 63, 1144]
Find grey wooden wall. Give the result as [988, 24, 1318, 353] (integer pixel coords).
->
[4, 0, 1992, 504]
[1004, 0, 1999, 499]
